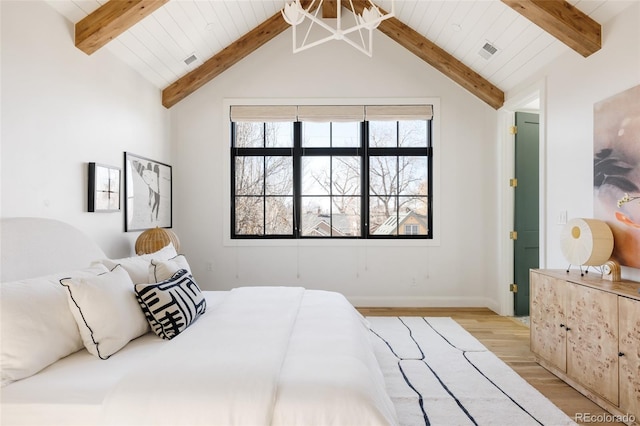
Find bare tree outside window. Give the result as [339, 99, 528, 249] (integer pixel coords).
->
[234, 122, 264, 148]
[301, 155, 362, 237]
[234, 122, 293, 235]
[300, 122, 362, 237]
[369, 121, 429, 235]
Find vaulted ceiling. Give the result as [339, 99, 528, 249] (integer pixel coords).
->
[46, 0, 635, 110]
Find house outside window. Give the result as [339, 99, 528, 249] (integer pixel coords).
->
[230, 105, 433, 239]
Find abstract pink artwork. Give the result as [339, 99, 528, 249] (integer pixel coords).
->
[594, 84, 640, 268]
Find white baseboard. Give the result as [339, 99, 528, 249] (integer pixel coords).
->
[347, 296, 501, 313]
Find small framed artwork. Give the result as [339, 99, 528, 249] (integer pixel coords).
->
[88, 162, 121, 212]
[124, 152, 172, 231]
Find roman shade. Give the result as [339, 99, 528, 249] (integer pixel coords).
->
[365, 105, 433, 121]
[230, 106, 298, 122]
[230, 105, 433, 122]
[296, 105, 365, 122]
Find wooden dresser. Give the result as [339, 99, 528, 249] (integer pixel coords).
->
[530, 269, 640, 425]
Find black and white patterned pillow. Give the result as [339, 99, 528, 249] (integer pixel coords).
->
[134, 269, 206, 340]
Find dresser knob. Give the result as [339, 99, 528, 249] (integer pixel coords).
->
[560, 324, 565, 328]
[619, 352, 625, 357]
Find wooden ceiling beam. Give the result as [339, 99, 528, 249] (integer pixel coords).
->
[322, 0, 338, 19]
[162, 12, 290, 108]
[76, 0, 169, 55]
[379, 18, 504, 109]
[501, 0, 601, 57]
[346, 1, 504, 109]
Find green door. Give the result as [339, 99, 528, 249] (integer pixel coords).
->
[514, 112, 539, 316]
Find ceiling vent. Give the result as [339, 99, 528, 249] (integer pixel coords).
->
[184, 54, 198, 66]
[478, 42, 498, 60]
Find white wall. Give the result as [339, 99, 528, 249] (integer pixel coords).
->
[507, 2, 640, 281]
[0, 1, 170, 258]
[170, 30, 500, 308]
[3, 0, 636, 309]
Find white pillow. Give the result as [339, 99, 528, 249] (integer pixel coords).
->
[1, 264, 109, 387]
[148, 255, 192, 283]
[93, 243, 178, 284]
[60, 265, 149, 359]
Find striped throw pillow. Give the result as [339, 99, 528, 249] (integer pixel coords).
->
[135, 269, 206, 340]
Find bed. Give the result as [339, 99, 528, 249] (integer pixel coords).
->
[0, 217, 397, 426]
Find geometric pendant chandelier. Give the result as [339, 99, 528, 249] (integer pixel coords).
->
[281, 0, 395, 57]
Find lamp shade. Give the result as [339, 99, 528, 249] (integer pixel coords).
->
[135, 227, 180, 255]
[560, 218, 613, 266]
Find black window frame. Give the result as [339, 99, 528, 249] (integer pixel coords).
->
[231, 118, 433, 239]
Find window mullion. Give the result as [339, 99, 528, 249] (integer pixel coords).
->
[293, 122, 302, 238]
[396, 154, 400, 237]
[395, 121, 400, 237]
[230, 122, 237, 238]
[262, 123, 266, 237]
[261, 123, 267, 236]
[329, 123, 333, 236]
[362, 121, 369, 238]
[427, 119, 433, 238]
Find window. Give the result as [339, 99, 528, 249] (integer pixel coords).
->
[231, 105, 433, 239]
[404, 224, 420, 235]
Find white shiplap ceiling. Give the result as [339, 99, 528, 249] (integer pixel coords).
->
[46, 0, 636, 100]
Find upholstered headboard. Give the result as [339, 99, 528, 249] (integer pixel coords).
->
[1, 217, 106, 282]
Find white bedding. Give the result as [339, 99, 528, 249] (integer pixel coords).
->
[1, 289, 397, 426]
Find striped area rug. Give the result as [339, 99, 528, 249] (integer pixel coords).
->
[367, 317, 577, 426]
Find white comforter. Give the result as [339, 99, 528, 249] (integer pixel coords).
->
[2, 288, 397, 426]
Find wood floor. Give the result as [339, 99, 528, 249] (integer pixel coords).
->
[357, 307, 625, 426]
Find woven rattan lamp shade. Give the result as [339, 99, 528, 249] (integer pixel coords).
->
[135, 227, 180, 255]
